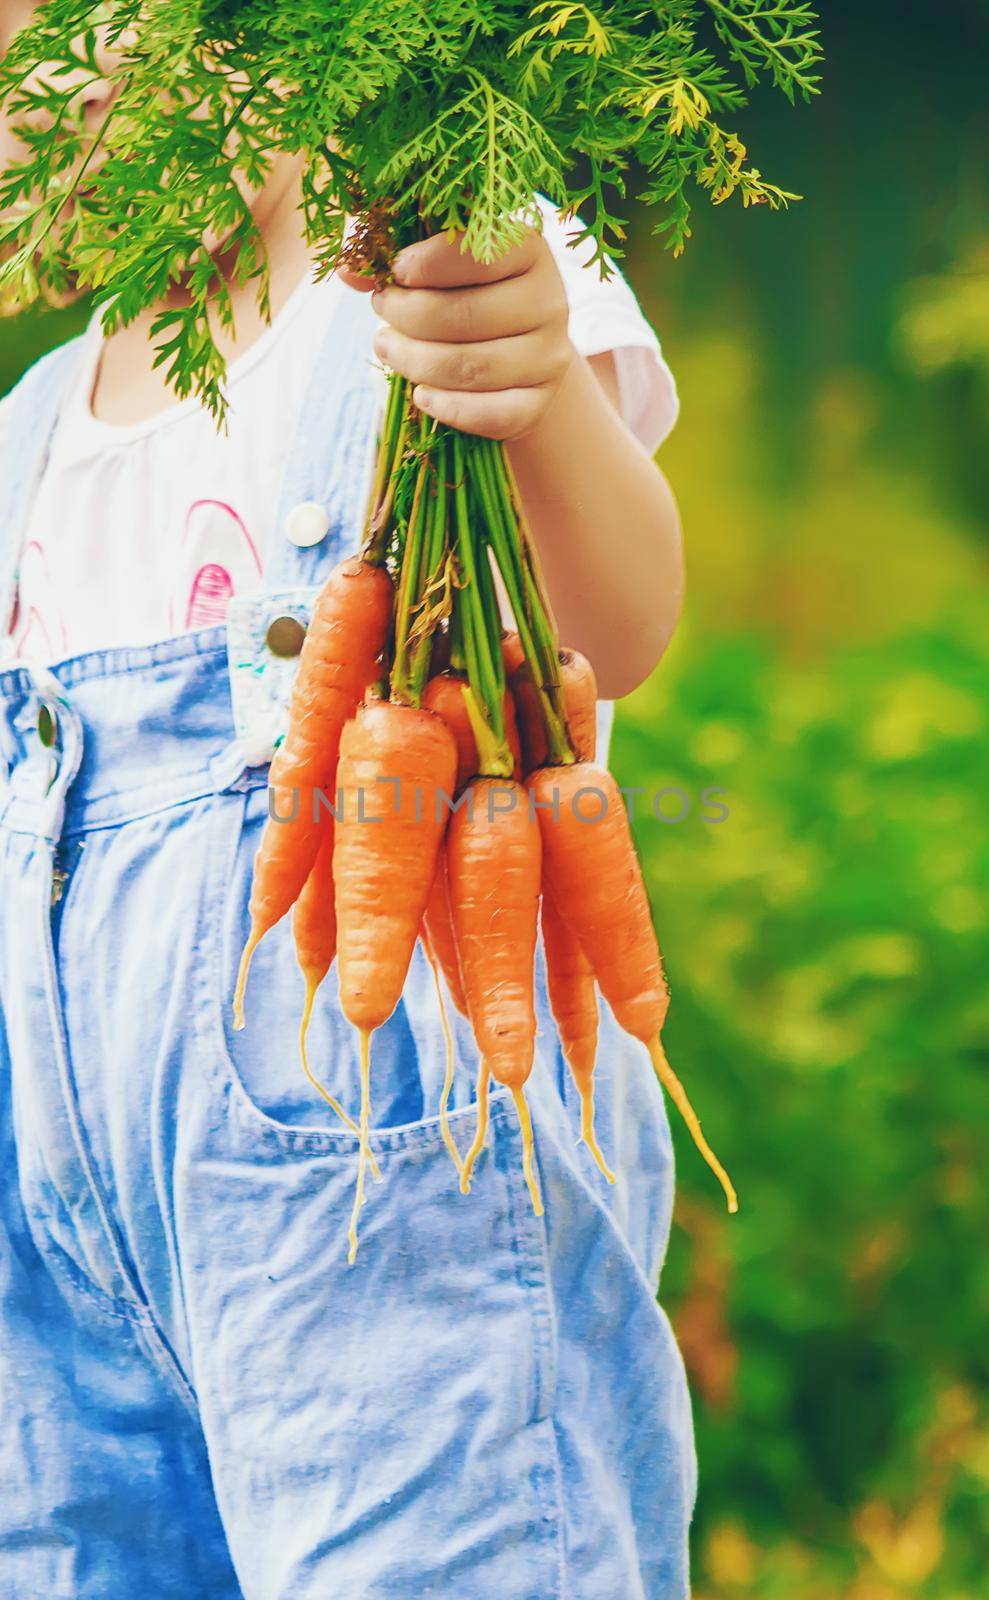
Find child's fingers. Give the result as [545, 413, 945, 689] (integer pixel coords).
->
[411, 384, 551, 442]
[337, 263, 376, 294]
[372, 326, 569, 395]
[371, 274, 550, 345]
[393, 229, 541, 290]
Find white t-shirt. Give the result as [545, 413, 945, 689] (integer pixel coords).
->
[0, 204, 678, 665]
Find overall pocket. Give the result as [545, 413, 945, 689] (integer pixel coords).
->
[188, 786, 562, 1434]
[200, 783, 499, 1151]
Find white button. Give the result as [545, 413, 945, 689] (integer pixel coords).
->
[286, 501, 330, 548]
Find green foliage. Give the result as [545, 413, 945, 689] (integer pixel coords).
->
[615, 619, 989, 1594]
[899, 236, 989, 405]
[0, 0, 821, 415]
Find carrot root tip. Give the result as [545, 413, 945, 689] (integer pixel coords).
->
[425, 942, 464, 1180]
[347, 1030, 374, 1264]
[460, 1061, 491, 1194]
[578, 1085, 616, 1186]
[648, 1036, 738, 1214]
[300, 981, 380, 1182]
[512, 1086, 544, 1217]
[232, 928, 262, 1032]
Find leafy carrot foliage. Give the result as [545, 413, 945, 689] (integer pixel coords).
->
[1, 0, 821, 417]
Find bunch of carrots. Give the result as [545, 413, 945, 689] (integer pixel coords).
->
[233, 226, 736, 1263]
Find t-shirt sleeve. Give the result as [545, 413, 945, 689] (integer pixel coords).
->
[536, 196, 678, 455]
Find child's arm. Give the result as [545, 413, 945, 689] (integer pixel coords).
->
[506, 347, 682, 699]
[344, 228, 683, 699]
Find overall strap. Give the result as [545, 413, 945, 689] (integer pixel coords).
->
[263, 283, 382, 592]
[0, 337, 88, 649]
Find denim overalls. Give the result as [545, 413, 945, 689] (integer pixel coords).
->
[0, 286, 695, 1599]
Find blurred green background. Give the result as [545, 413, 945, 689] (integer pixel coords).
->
[617, 1, 989, 1594]
[2, 3, 987, 1593]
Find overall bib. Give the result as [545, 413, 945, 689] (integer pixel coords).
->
[0, 288, 695, 1599]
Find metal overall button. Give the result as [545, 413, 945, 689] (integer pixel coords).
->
[37, 702, 57, 748]
[265, 615, 307, 658]
[37, 701, 60, 793]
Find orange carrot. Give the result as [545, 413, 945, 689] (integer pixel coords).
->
[528, 763, 667, 1040]
[421, 937, 464, 1180]
[506, 695, 524, 782]
[233, 557, 392, 1028]
[528, 762, 737, 1212]
[294, 826, 337, 1033]
[541, 882, 614, 1184]
[421, 849, 467, 1017]
[421, 847, 469, 1180]
[334, 700, 457, 1035]
[423, 673, 477, 792]
[501, 630, 527, 676]
[423, 672, 521, 789]
[334, 699, 457, 1261]
[447, 777, 543, 1211]
[512, 647, 597, 772]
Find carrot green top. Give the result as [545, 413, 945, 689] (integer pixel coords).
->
[1, 0, 821, 421]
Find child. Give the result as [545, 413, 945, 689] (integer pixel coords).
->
[0, 8, 693, 1597]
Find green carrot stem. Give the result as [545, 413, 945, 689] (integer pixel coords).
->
[471, 439, 573, 765]
[361, 377, 398, 552]
[461, 682, 509, 778]
[378, 372, 405, 496]
[405, 431, 451, 703]
[452, 438, 501, 711]
[448, 592, 466, 674]
[478, 440, 557, 680]
[466, 477, 508, 657]
[451, 434, 512, 776]
[473, 441, 533, 630]
[363, 374, 411, 564]
[390, 421, 434, 703]
[491, 443, 562, 645]
[492, 443, 571, 700]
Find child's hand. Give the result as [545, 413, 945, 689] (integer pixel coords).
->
[340, 230, 575, 441]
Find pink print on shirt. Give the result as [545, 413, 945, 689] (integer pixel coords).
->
[12, 606, 56, 662]
[12, 541, 67, 661]
[168, 499, 262, 633]
[185, 563, 235, 629]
